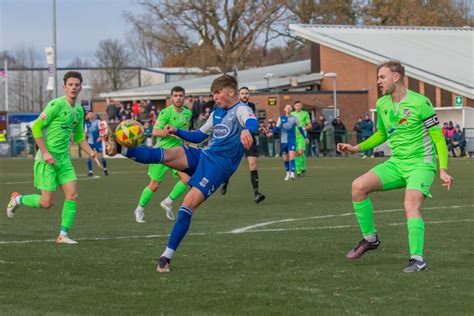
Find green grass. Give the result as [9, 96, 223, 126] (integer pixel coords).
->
[0, 157, 473, 315]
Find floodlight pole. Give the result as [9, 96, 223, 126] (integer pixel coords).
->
[52, 0, 58, 98]
[333, 77, 337, 119]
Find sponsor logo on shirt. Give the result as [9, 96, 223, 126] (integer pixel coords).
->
[283, 122, 293, 129]
[213, 124, 230, 138]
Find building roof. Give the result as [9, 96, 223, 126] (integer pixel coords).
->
[100, 60, 322, 100]
[289, 24, 473, 98]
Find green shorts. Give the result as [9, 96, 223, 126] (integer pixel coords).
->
[34, 156, 77, 191]
[371, 159, 436, 198]
[296, 137, 306, 152]
[148, 164, 178, 182]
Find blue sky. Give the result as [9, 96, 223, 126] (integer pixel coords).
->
[0, 0, 143, 66]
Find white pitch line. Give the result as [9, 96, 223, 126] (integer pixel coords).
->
[229, 204, 474, 234]
[0, 218, 472, 245]
[244, 219, 474, 233]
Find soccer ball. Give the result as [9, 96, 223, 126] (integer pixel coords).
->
[115, 120, 145, 147]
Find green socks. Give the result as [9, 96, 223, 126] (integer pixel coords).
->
[139, 187, 155, 207]
[301, 153, 306, 171]
[407, 218, 425, 257]
[295, 156, 301, 173]
[60, 200, 77, 233]
[169, 181, 188, 201]
[353, 197, 376, 236]
[20, 194, 41, 208]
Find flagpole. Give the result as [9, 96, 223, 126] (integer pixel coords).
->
[4, 59, 8, 112]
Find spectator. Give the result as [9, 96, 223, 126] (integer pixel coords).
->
[450, 124, 466, 157]
[441, 122, 449, 141]
[319, 114, 329, 156]
[138, 104, 149, 123]
[132, 100, 140, 117]
[309, 118, 322, 157]
[353, 116, 363, 144]
[360, 113, 374, 158]
[196, 107, 212, 147]
[203, 94, 215, 114]
[145, 99, 154, 113]
[332, 116, 347, 156]
[149, 105, 159, 123]
[143, 121, 153, 147]
[106, 102, 119, 122]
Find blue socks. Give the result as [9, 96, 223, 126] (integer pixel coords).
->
[284, 160, 289, 171]
[87, 159, 92, 172]
[167, 206, 193, 251]
[101, 158, 107, 169]
[125, 147, 164, 164]
[290, 159, 295, 172]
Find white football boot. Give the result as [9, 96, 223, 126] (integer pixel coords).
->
[160, 198, 175, 221]
[134, 206, 146, 223]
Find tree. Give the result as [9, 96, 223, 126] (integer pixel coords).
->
[7, 46, 48, 112]
[94, 39, 136, 91]
[125, 0, 287, 72]
[362, 0, 473, 26]
[67, 57, 91, 68]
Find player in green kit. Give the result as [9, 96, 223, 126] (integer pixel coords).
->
[133, 86, 192, 223]
[337, 61, 453, 272]
[6, 71, 98, 244]
[291, 101, 311, 176]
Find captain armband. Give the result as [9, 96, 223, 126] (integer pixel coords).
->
[423, 114, 439, 129]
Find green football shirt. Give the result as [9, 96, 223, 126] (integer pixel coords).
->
[291, 110, 311, 138]
[35, 96, 85, 156]
[375, 89, 440, 166]
[154, 104, 192, 148]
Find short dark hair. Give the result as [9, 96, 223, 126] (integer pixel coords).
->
[377, 60, 405, 79]
[239, 86, 249, 92]
[63, 71, 83, 84]
[211, 74, 238, 93]
[294, 100, 302, 105]
[171, 86, 185, 94]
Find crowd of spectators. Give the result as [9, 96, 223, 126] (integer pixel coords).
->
[104, 100, 469, 158]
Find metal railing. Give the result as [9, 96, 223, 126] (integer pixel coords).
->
[2, 129, 472, 158]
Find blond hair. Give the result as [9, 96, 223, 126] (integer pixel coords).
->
[377, 60, 405, 79]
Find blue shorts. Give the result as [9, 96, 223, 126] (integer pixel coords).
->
[182, 146, 232, 200]
[89, 141, 103, 153]
[281, 142, 296, 154]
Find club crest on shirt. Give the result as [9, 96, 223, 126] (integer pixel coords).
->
[199, 177, 209, 187]
[402, 108, 411, 118]
[40, 113, 47, 120]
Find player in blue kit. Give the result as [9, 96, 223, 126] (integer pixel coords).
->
[104, 74, 258, 272]
[273, 104, 307, 181]
[85, 112, 107, 176]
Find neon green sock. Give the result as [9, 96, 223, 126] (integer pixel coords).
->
[407, 218, 424, 256]
[353, 197, 376, 236]
[295, 156, 301, 173]
[20, 194, 41, 208]
[139, 187, 154, 207]
[301, 153, 307, 171]
[60, 200, 77, 233]
[169, 181, 188, 201]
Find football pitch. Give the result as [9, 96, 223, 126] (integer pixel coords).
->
[1, 157, 473, 314]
